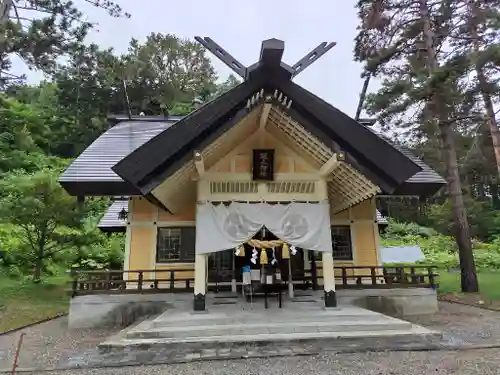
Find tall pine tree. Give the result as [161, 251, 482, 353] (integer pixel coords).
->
[0, 0, 129, 88]
[354, 0, 479, 292]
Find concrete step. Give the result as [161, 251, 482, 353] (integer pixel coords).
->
[99, 325, 442, 353]
[151, 314, 395, 328]
[126, 319, 414, 339]
[150, 307, 388, 328]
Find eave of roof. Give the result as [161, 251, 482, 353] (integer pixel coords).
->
[365, 128, 446, 196]
[59, 119, 177, 196]
[59, 107, 445, 199]
[112, 75, 424, 196]
[112, 76, 267, 190]
[98, 199, 127, 232]
[274, 78, 422, 189]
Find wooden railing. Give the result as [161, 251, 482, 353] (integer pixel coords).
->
[70, 269, 195, 297]
[296, 265, 438, 290]
[69, 265, 439, 297]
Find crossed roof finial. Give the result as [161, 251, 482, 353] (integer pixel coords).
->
[194, 37, 336, 81]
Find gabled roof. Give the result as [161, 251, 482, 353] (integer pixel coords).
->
[112, 77, 267, 193]
[111, 38, 425, 195]
[60, 38, 446, 200]
[112, 82, 422, 195]
[59, 114, 445, 198]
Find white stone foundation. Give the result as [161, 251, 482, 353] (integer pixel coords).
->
[336, 288, 438, 316]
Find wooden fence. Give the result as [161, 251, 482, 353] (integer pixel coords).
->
[69, 265, 438, 297]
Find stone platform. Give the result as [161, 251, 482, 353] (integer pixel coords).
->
[99, 291, 441, 355]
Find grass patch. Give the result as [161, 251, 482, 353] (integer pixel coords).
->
[438, 269, 500, 309]
[0, 274, 70, 332]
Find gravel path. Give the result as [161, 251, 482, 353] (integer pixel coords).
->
[405, 301, 500, 345]
[1, 301, 500, 373]
[26, 349, 500, 375]
[0, 317, 120, 371]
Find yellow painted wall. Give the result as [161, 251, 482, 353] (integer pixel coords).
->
[128, 226, 155, 281]
[127, 196, 380, 282]
[314, 199, 380, 280]
[208, 128, 317, 174]
[127, 197, 196, 282]
[350, 199, 380, 268]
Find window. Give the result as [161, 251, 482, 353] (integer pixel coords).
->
[156, 227, 195, 263]
[331, 226, 353, 260]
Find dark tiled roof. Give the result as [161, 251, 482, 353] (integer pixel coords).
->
[396, 146, 445, 184]
[60, 116, 444, 192]
[365, 127, 445, 186]
[98, 200, 127, 231]
[59, 119, 178, 183]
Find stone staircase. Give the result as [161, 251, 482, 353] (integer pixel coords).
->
[98, 294, 441, 354]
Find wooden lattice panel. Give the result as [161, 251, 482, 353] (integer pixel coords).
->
[266, 181, 315, 194]
[210, 181, 259, 194]
[266, 106, 381, 213]
[267, 107, 331, 165]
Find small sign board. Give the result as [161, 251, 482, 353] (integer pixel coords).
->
[252, 149, 274, 181]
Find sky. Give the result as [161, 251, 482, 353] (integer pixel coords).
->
[12, 0, 379, 117]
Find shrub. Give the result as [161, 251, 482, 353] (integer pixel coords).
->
[381, 220, 500, 270]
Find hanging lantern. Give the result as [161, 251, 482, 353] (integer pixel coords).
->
[118, 208, 129, 220]
[260, 248, 268, 264]
[282, 243, 290, 259]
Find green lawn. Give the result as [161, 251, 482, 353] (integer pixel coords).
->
[0, 274, 70, 332]
[438, 270, 500, 307]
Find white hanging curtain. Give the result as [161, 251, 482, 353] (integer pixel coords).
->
[195, 201, 333, 254]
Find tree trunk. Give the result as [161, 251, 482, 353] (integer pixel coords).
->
[490, 184, 500, 209]
[33, 256, 43, 283]
[355, 73, 371, 121]
[33, 231, 46, 283]
[419, 0, 479, 292]
[439, 121, 478, 291]
[468, 0, 500, 178]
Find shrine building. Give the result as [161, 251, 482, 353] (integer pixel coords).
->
[59, 38, 445, 312]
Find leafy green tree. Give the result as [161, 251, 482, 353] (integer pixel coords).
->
[0, 0, 129, 88]
[120, 33, 218, 114]
[51, 35, 236, 157]
[0, 168, 88, 281]
[0, 92, 71, 171]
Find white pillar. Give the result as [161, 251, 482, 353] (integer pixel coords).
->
[288, 258, 294, 298]
[322, 251, 337, 307]
[231, 252, 237, 293]
[193, 254, 207, 311]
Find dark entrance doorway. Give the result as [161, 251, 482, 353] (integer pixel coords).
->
[207, 250, 233, 284]
[206, 227, 306, 289]
[233, 227, 305, 283]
